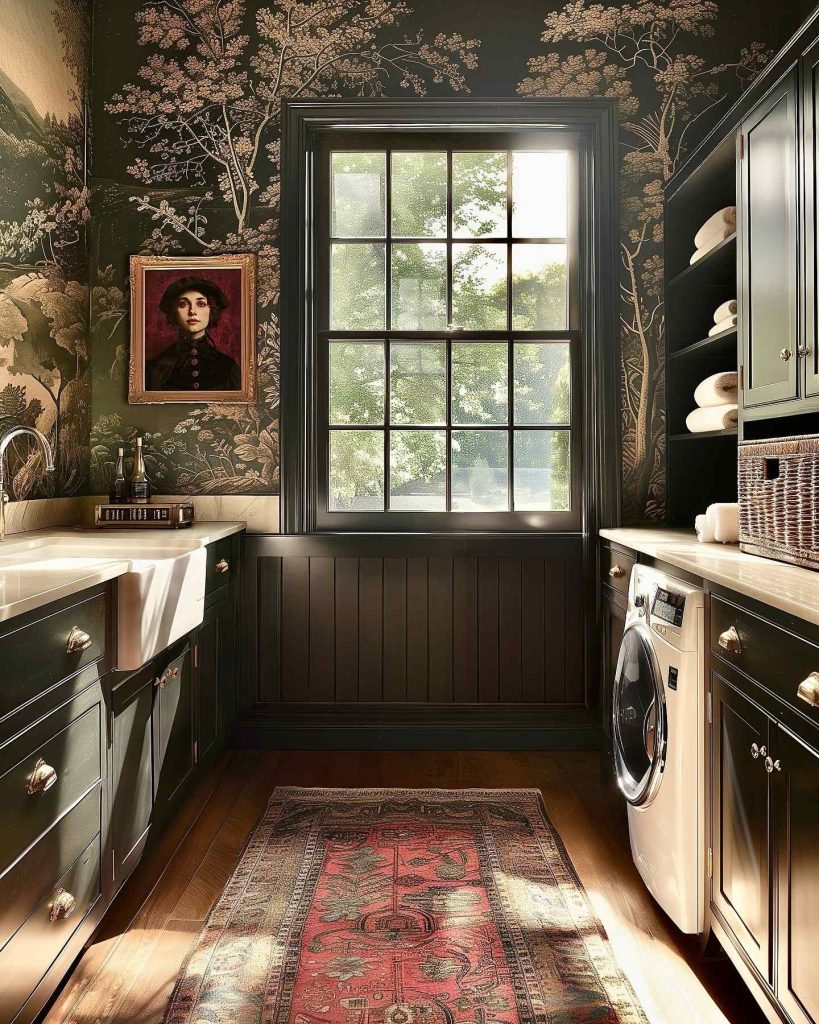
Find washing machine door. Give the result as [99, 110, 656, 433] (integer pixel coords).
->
[613, 624, 667, 806]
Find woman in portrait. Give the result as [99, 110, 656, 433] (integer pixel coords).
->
[145, 276, 242, 393]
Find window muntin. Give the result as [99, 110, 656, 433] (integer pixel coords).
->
[317, 133, 580, 529]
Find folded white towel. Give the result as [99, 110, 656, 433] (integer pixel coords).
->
[685, 404, 738, 432]
[706, 502, 739, 544]
[695, 207, 736, 249]
[708, 315, 737, 336]
[713, 299, 737, 323]
[690, 225, 735, 264]
[694, 371, 738, 408]
[695, 513, 716, 543]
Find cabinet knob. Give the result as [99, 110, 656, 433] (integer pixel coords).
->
[608, 564, 625, 579]
[764, 756, 782, 774]
[155, 672, 168, 689]
[718, 625, 742, 654]
[215, 558, 229, 574]
[49, 888, 76, 923]
[751, 743, 766, 760]
[780, 348, 793, 362]
[797, 671, 819, 708]
[27, 757, 58, 795]
[65, 626, 92, 654]
[798, 346, 811, 358]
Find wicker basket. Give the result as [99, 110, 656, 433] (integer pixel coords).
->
[738, 435, 819, 570]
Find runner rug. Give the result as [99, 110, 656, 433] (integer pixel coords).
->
[164, 787, 648, 1024]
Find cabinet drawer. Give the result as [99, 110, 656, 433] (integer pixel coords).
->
[0, 591, 107, 725]
[0, 784, 100, 952]
[0, 701, 101, 872]
[711, 595, 819, 720]
[602, 544, 634, 597]
[206, 535, 238, 596]
[0, 834, 100, 1022]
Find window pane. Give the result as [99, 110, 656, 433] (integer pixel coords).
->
[514, 430, 570, 510]
[391, 243, 447, 330]
[329, 430, 384, 511]
[452, 243, 507, 330]
[453, 152, 507, 237]
[392, 152, 447, 238]
[451, 342, 507, 425]
[390, 342, 446, 425]
[511, 244, 567, 330]
[512, 152, 567, 238]
[390, 430, 446, 510]
[331, 243, 385, 329]
[329, 342, 384, 425]
[514, 342, 570, 424]
[451, 430, 508, 511]
[331, 152, 385, 237]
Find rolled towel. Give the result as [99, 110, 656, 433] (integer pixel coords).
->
[713, 299, 737, 323]
[685, 404, 738, 433]
[695, 513, 716, 543]
[708, 315, 737, 336]
[706, 502, 739, 544]
[689, 228, 734, 264]
[694, 371, 738, 408]
[695, 206, 736, 249]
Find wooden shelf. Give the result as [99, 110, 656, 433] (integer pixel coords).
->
[669, 428, 738, 441]
[669, 326, 737, 361]
[668, 233, 737, 288]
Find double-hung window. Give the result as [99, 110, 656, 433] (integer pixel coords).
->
[312, 130, 582, 531]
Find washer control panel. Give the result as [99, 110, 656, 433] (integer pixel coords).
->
[652, 587, 685, 628]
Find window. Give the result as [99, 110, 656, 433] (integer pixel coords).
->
[311, 129, 583, 531]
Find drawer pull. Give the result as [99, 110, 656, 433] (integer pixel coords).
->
[49, 888, 76, 923]
[27, 757, 58, 795]
[215, 558, 229, 574]
[797, 671, 819, 708]
[765, 756, 782, 774]
[608, 564, 625, 579]
[718, 625, 742, 654]
[65, 626, 93, 654]
[751, 743, 766, 760]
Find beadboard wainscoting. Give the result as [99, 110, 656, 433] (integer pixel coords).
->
[234, 534, 597, 749]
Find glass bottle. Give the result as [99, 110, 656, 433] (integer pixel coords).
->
[128, 436, 151, 504]
[109, 446, 128, 504]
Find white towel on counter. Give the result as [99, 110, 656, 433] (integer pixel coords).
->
[706, 502, 739, 543]
[713, 299, 737, 323]
[695, 206, 736, 249]
[685, 404, 738, 433]
[695, 513, 716, 543]
[694, 371, 738, 408]
[690, 227, 734, 264]
[708, 315, 737, 336]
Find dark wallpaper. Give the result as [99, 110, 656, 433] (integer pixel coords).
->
[85, 0, 803, 519]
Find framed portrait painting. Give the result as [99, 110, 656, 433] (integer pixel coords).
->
[129, 254, 256, 404]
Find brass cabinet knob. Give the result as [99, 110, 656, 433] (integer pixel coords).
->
[765, 756, 782, 774]
[49, 888, 76, 923]
[798, 346, 811, 358]
[155, 672, 167, 689]
[751, 743, 767, 760]
[215, 558, 229, 574]
[718, 625, 742, 654]
[65, 626, 92, 654]
[27, 757, 58, 795]
[608, 564, 625, 579]
[780, 348, 793, 362]
[797, 671, 819, 708]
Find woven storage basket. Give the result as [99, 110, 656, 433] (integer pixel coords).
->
[738, 435, 819, 570]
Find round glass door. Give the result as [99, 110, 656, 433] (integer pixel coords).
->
[613, 625, 666, 806]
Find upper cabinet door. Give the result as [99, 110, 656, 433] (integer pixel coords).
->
[740, 69, 800, 408]
[802, 43, 819, 399]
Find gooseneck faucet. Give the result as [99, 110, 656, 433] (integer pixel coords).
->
[0, 427, 56, 541]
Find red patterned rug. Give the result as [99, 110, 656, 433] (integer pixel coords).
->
[164, 788, 648, 1024]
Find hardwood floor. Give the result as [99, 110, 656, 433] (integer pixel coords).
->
[43, 751, 766, 1024]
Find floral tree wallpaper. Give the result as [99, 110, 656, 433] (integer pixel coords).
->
[0, 0, 782, 517]
[0, 0, 90, 499]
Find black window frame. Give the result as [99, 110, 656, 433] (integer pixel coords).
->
[280, 100, 621, 537]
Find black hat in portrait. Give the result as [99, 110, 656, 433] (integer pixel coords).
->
[145, 275, 242, 393]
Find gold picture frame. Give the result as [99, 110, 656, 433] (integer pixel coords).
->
[129, 253, 256, 404]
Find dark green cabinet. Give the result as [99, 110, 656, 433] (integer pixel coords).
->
[739, 68, 800, 410]
[196, 593, 235, 763]
[601, 585, 626, 772]
[111, 669, 154, 886]
[153, 644, 195, 815]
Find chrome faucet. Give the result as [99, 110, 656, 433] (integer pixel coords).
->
[0, 427, 56, 541]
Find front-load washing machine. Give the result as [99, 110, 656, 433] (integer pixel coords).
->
[613, 563, 706, 934]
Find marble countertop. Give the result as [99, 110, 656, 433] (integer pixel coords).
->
[0, 522, 244, 624]
[600, 527, 819, 627]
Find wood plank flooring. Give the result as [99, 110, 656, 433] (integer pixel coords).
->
[43, 751, 767, 1024]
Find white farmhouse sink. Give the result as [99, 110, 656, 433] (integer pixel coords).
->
[0, 534, 208, 669]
